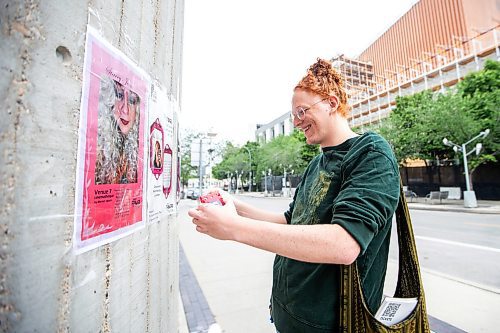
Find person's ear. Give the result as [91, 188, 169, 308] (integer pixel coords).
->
[328, 95, 339, 113]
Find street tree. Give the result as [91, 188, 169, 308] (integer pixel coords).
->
[211, 142, 241, 180]
[254, 133, 303, 183]
[455, 59, 499, 169]
[179, 129, 199, 186]
[376, 60, 499, 188]
[291, 129, 320, 170]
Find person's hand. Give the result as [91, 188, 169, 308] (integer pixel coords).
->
[188, 199, 239, 240]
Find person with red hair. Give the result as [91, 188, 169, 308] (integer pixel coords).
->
[189, 58, 400, 332]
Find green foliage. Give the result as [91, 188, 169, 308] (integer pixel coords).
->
[211, 130, 320, 187]
[254, 134, 300, 181]
[379, 91, 437, 163]
[352, 122, 381, 134]
[291, 129, 320, 166]
[179, 130, 199, 186]
[378, 60, 499, 183]
[455, 59, 500, 170]
[211, 142, 240, 180]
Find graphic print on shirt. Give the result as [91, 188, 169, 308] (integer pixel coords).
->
[291, 170, 334, 225]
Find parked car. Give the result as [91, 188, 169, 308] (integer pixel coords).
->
[186, 188, 195, 199]
[190, 189, 200, 200]
[186, 188, 202, 200]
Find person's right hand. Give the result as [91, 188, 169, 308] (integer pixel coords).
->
[188, 195, 239, 240]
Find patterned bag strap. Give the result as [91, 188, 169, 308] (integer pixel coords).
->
[340, 180, 430, 332]
[393, 180, 425, 298]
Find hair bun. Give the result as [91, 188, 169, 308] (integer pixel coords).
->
[295, 58, 350, 116]
[309, 58, 332, 77]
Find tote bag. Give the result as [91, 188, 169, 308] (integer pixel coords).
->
[339, 183, 430, 332]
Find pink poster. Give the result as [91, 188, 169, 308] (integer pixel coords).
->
[74, 27, 149, 253]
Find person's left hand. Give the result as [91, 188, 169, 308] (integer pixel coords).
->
[188, 199, 239, 240]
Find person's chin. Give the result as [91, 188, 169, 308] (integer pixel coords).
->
[305, 135, 316, 145]
[119, 126, 131, 135]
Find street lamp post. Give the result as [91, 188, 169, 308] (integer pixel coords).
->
[443, 129, 490, 208]
[235, 170, 241, 194]
[242, 146, 252, 192]
[280, 164, 293, 197]
[198, 139, 202, 197]
[283, 166, 286, 197]
[229, 172, 233, 193]
[262, 171, 268, 196]
[269, 168, 274, 197]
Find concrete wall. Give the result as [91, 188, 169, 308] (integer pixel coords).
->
[0, 0, 184, 332]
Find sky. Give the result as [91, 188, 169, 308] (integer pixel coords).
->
[181, 0, 420, 145]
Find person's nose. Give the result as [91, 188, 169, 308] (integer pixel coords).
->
[292, 114, 302, 128]
[121, 91, 130, 116]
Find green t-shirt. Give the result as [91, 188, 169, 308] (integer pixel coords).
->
[271, 132, 400, 332]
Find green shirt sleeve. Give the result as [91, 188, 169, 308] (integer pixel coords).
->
[332, 145, 400, 255]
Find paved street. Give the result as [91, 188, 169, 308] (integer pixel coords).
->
[395, 210, 500, 291]
[179, 195, 500, 332]
[179, 198, 275, 333]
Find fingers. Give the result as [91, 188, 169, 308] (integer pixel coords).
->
[188, 205, 219, 235]
[195, 204, 210, 212]
[188, 207, 203, 219]
[189, 207, 205, 227]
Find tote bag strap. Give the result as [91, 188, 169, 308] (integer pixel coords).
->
[340, 180, 429, 331]
[393, 180, 425, 298]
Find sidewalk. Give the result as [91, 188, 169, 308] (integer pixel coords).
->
[237, 191, 500, 215]
[178, 197, 500, 333]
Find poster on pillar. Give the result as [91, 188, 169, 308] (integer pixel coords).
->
[147, 83, 176, 223]
[73, 26, 149, 254]
[173, 103, 181, 205]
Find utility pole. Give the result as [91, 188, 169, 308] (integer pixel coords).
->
[198, 138, 203, 198]
[195, 132, 217, 198]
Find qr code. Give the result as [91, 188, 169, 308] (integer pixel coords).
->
[380, 302, 401, 321]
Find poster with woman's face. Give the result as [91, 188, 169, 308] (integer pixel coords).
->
[150, 119, 164, 175]
[73, 27, 149, 254]
[94, 77, 141, 185]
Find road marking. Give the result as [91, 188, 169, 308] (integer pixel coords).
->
[389, 258, 500, 294]
[464, 222, 500, 228]
[421, 265, 500, 295]
[416, 235, 500, 253]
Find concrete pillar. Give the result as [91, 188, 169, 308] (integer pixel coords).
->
[0, 1, 184, 331]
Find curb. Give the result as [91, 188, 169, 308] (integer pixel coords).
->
[235, 193, 500, 215]
[407, 204, 500, 215]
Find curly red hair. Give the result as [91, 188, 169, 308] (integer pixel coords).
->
[294, 58, 351, 117]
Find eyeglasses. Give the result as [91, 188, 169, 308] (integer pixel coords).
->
[114, 81, 140, 106]
[290, 98, 327, 121]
